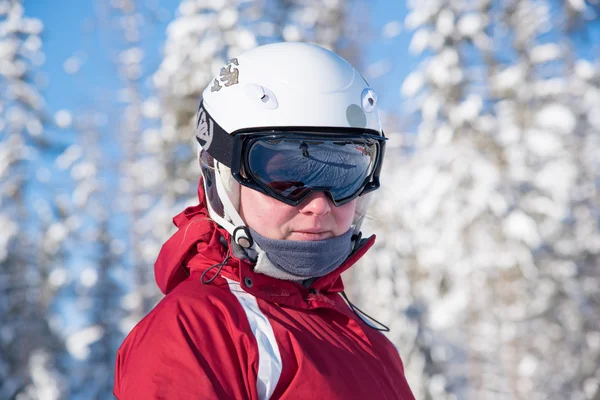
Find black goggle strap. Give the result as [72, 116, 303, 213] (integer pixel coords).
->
[195, 100, 235, 168]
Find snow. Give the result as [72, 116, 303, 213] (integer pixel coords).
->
[66, 326, 103, 360]
[421, 93, 441, 122]
[48, 268, 68, 288]
[130, 158, 166, 188]
[80, 267, 98, 288]
[530, 43, 562, 64]
[217, 7, 238, 29]
[436, 9, 454, 37]
[282, 24, 302, 42]
[429, 290, 469, 329]
[47, 222, 68, 243]
[142, 98, 161, 119]
[63, 56, 82, 75]
[575, 59, 595, 80]
[231, 27, 257, 50]
[535, 103, 576, 135]
[568, 0, 587, 11]
[70, 161, 96, 180]
[409, 28, 430, 54]
[535, 160, 578, 201]
[584, 378, 600, 399]
[450, 94, 482, 125]
[167, 15, 212, 40]
[525, 129, 563, 157]
[439, 47, 459, 66]
[197, 0, 227, 11]
[401, 71, 424, 97]
[366, 59, 391, 79]
[503, 211, 541, 247]
[0, 213, 17, 262]
[27, 118, 42, 135]
[382, 21, 402, 38]
[492, 65, 525, 93]
[22, 34, 41, 52]
[457, 13, 484, 37]
[28, 350, 62, 400]
[54, 109, 72, 128]
[72, 181, 96, 207]
[0, 57, 26, 77]
[0, 2, 9, 15]
[589, 108, 600, 130]
[405, 8, 432, 30]
[119, 46, 144, 65]
[56, 144, 83, 170]
[0, 38, 19, 59]
[518, 354, 538, 377]
[120, 291, 142, 312]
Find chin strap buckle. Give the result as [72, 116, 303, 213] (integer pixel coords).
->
[233, 226, 253, 249]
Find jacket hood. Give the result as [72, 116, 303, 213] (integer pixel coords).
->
[154, 180, 229, 294]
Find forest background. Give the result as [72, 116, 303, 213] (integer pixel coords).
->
[1, 0, 599, 399]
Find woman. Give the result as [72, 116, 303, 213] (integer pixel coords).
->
[114, 42, 415, 399]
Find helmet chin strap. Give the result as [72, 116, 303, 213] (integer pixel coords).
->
[214, 162, 246, 230]
[211, 161, 262, 251]
[198, 144, 244, 236]
[353, 193, 371, 236]
[201, 169, 237, 235]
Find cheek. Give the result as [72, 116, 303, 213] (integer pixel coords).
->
[333, 200, 358, 232]
[240, 188, 268, 225]
[239, 187, 294, 239]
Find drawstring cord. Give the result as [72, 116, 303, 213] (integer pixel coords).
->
[340, 291, 390, 332]
[201, 247, 231, 284]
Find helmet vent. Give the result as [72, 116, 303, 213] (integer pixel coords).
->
[361, 88, 378, 113]
[245, 84, 278, 110]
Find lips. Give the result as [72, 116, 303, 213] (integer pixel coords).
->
[294, 228, 329, 234]
[289, 229, 333, 241]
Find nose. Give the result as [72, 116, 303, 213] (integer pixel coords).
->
[298, 191, 332, 216]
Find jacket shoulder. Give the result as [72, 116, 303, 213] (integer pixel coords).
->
[114, 276, 257, 399]
[119, 276, 249, 350]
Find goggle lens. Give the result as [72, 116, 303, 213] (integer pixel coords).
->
[246, 137, 379, 205]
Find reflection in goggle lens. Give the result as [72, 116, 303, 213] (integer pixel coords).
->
[247, 138, 377, 203]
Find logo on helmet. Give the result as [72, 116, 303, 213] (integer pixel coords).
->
[195, 106, 213, 149]
[211, 58, 240, 92]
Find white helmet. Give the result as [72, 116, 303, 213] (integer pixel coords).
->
[195, 42, 382, 247]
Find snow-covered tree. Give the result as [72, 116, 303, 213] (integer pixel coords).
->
[0, 0, 67, 398]
[107, 0, 156, 320]
[66, 218, 127, 400]
[58, 112, 129, 399]
[350, 0, 600, 399]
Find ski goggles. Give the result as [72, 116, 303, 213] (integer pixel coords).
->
[195, 103, 386, 206]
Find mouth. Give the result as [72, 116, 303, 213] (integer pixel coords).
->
[289, 230, 332, 241]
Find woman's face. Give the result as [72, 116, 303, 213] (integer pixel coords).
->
[239, 187, 357, 241]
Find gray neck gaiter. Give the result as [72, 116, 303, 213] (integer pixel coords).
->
[246, 228, 353, 279]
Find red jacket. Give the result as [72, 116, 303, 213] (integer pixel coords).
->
[114, 184, 415, 399]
